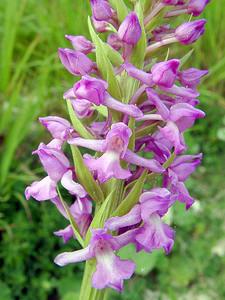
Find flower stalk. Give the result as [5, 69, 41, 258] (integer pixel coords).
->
[25, 0, 210, 299]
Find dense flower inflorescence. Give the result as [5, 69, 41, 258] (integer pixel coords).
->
[25, 0, 210, 295]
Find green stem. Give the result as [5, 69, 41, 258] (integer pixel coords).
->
[79, 260, 108, 300]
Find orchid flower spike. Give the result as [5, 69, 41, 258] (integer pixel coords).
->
[25, 0, 209, 296]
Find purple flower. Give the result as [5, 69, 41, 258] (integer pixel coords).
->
[54, 228, 135, 291]
[58, 48, 94, 76]
[162, 154, 202, 209]
[54, 225, 74, 243]
[139, 188, 173, 219]
[74, 76, 143, 118]
[161, 84, 200, 99]
[143, 88, 205, 153]
[33, 143, 70, 182]
[92, 17, 109, 32]
[90, 0, 113, 21]
[61, 170, 87, 198]
[151, 59, 180, 88]
[106, 188, 174, 254]
[70, 198, 93, 237]
[63, 88, 94, 119]
[39, 116, 73, 140]
[118, 12, 142, 45]
[178, 68, 208, 88]
[25, 176, 57, 201]
[169, 103, 205, 132]
[74, 76, 108, 105]
[160, 121, 186, 154]
[107, 33, 122, 51]
[175, 19, 207, 45]
[52, 197, 92, 242]
[82, 123, 132, 182]
[135, 214, 174, 254]
[163, 169, 195, 209]
[122, 63, 153, 86]
[162, 0, 180, 4]
[65, 35, 94, 54]
[187, 0, 210, 16]
[69, 123, 164, 181]
[170, 154, 203, 182]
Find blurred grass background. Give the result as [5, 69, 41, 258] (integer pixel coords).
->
[0, 1, 225, 299]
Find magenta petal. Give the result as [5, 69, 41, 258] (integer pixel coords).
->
[122, 63, 153, 86]
[170, 153, 202, 181]
[68, 137, 104, 152]
[58, 48, 94, 76]
[61, 170, 87, 197]
[65, 35, 93, 54]
[140, 188, 172, 220]
[54, 246, 92, 266]
[160, 121, 186, 154]
[187, 0, 210, 17]
[178, 68, 208, 88]
[90, 0, 113, 21]
[151, 59, 180, 88]
[105, 205, 142, 231]
[118, 12, 142, 45]
[176, 181, 195, 209]
[73, 76, 107, 105]
[175, 19, 206, 45]
[92, 253, 135, 291]
[47, 139, 64, 150]
[146, 88, 170, 120]
[70, 198, 92, 237]
[170, 103, 205, 132]
[54, 225, 74, 243]
[124, 149, 164, 173]
[39, 116, 73, 140]
[25, 176, 57, 201]
[84, 152, 131, 183]
[104, 123, 132, 156]
[71, 99, 94, 119]
[135, 214, 174, 254]
[105, 95, 143, 118]
[33, 143, 70, 182]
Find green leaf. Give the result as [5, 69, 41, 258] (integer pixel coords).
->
[180, 49, 194, 67]
[105, 42, 123, 66]
[85, 190, 115, 245]
[57, 188, 84, 247]
[93, 104, 108, 118]
[109, 0, 129, 22]
[67, 100, 93, 139]
[88, 17, 122, 100]
[113, 169, 147, 216]
[0, 281, 12, 300]
[135, 122, 159, 138]
[119, 244, 160, 276]
[70, 146, 104, 203]
[128, 118, 136, 151]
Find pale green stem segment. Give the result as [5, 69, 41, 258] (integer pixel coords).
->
[79, 260, 108, 300]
